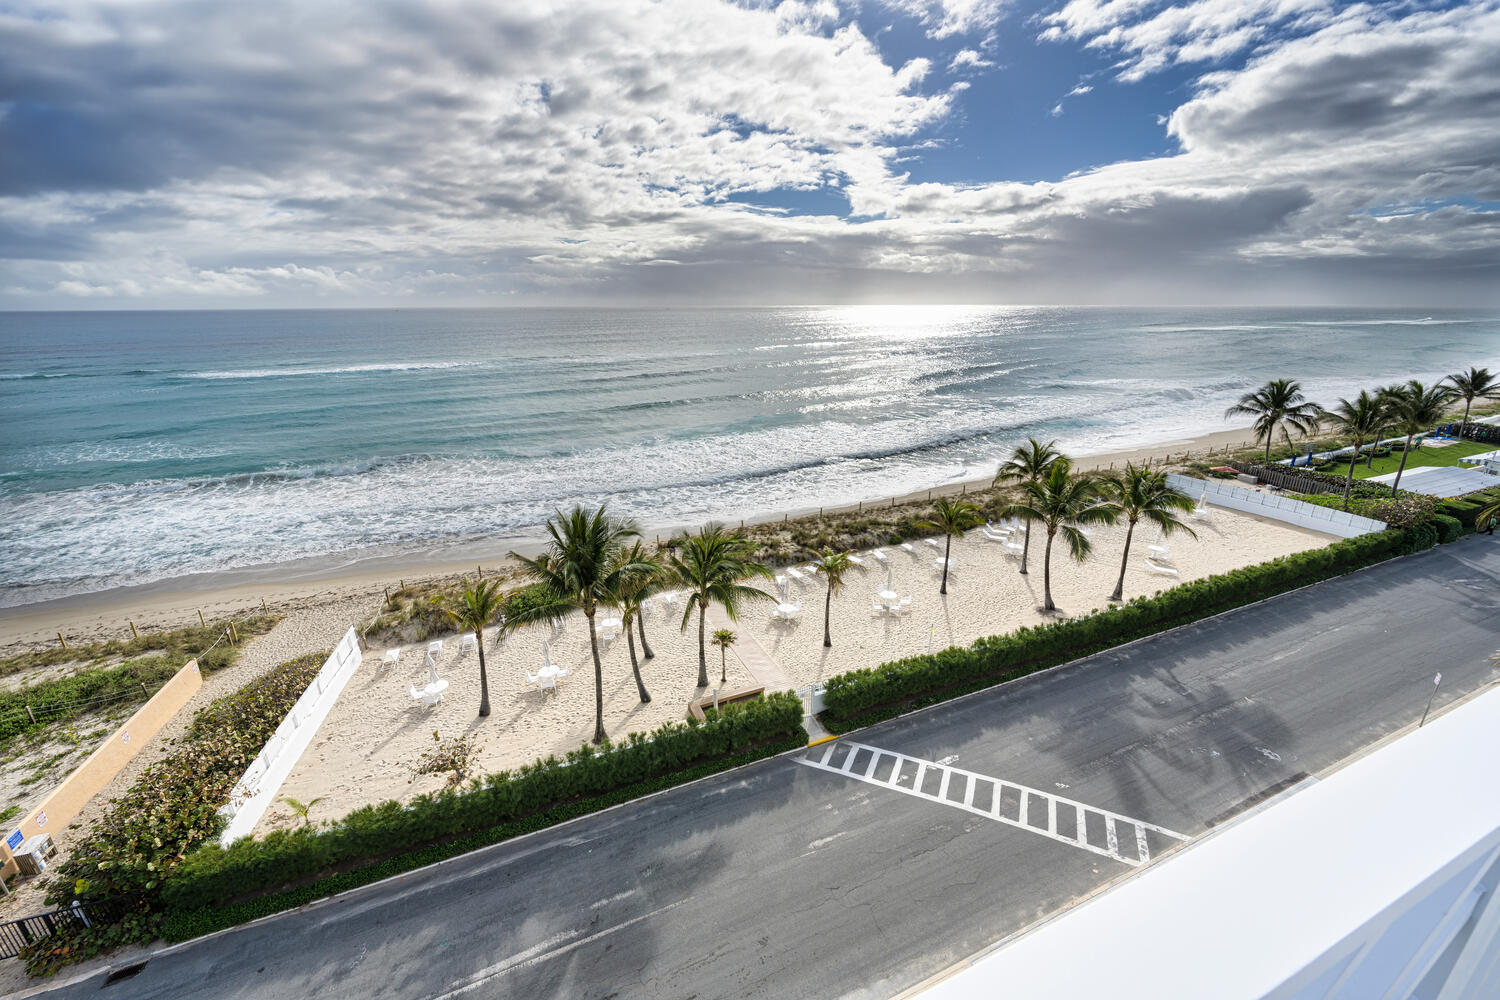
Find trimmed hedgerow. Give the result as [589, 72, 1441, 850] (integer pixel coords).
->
[159, 733, 803, 943]
[821, 524, 1438, 731]
[1431, 514, 1466, 543]
[160, 692, 805, 916]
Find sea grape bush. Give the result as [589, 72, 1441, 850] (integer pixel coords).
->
[1290, 491, 1436, 528]
[822, 524, 1439, 727]
[161, 691, 805, 913]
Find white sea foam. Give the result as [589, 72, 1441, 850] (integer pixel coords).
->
[180, 361, 480, 379]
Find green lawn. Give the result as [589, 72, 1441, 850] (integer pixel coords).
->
[1351, 439, 1495, 479]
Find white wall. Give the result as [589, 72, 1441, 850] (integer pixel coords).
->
[217, 626, 362, 846]
[1165, 474, 1386, 539]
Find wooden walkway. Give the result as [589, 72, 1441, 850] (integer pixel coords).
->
[706, 606, 793, 693]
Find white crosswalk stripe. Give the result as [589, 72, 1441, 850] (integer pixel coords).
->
[799, 740, 1190, 867]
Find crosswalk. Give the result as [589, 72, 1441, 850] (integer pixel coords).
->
[798, 740, 1191, 867]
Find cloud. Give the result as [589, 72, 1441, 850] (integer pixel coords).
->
[881, 0, 1010, 39]
[0, 0, 1497, 306]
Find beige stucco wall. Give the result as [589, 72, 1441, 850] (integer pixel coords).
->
[1, 659, 202, 880]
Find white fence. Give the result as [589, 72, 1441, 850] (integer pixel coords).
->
[1165, 474, 1386, 539]
[217, 626, 363, 846]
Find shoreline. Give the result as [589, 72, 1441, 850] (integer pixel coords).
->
[0, 421, 1264, 650]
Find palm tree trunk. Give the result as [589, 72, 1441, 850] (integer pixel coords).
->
[1343, 447, 1358, 511]
[637, 610, 654, 659]
[1461, 398, 1472, 440]
[1042, 529, 1056, 612]
[475, 630, 491, 718]
[823, 583, 833, 648]
[940, 533, 951, 595]
[696, 601, 709, 688]
[585, 609, 606, 744]
[1019, 517, 1031, 574]
[1391, 434, 1413, 495]
[1110, 520, 1134, 603]
[720, 648, 727, 684]
[1264, 431, 1272, 463]
[627, 624, 650, 703]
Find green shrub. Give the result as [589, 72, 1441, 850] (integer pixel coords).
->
[1437, 488, 1500, 530]
[161, 692, 805, 915]
[1290, 491, 1436, 528]
[821, 525, 1436, 728]
[1431, 514, 1465, 543]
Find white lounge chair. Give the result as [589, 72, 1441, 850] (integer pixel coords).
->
[899, 542, 916, 554]
[923, 538, 942, 550]
[1144, 558, 1179, 577]
[427, 639, 444, 657]
[1148, 543, 1172, 560]
[379, 648, 399, 673]
[981, 526, 1009, 542]
[848, 554, 866, 567]
[786, 566, 806, 583]
[409, 678, 448, 707]
[1002, 541, 1024, 557]
[872, 548, 889, 563]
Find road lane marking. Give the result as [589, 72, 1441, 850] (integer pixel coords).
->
[799, 741, 1190, 867]
[426, 899, 688, 999]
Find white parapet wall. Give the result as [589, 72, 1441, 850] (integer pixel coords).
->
[217, 626, 362, 846]
[1165, 474, 1386, 539]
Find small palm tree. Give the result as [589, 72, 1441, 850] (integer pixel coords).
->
[667, 524, 775, 688]
[610, 542, 664, 704]
[1447, 367, 1499, 439]
[510, 505, 653, 745]
[1001, 460, 1117, 612]
[1386, 380, 1458, 494]
[994, 438, 1062, 574]
[436, 578, 505, 718]
[1367, 383, 1405, 467]
[1323, 391, 1386, 509]
[1225, 378, 1322, 462]
[280, 795, 325, 829]
[1476, 497, 1499, 534]
[710, 628, 737, 684]
[917, 497, 984, 595]
[810, 549, 852, 647]
[1098, 463, 1197, 603]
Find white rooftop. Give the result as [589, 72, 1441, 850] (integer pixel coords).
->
[1367, 463, 1498, 497]
[923, 686, 1500, 1000]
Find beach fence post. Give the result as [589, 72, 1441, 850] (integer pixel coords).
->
[57, 632, 67, 651]
[197, 609, 205, 628]
[262, 598, 268, 614]
[140, 682, 149, 698]
[25, 704, 35, 724]
[383, 586, 390, 605]
[129, 620, 139, 640]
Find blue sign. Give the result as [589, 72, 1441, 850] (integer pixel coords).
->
[5, 829, 21, 851]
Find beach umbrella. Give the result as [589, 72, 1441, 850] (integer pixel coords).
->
[428, 662, 440, 686]
[884, 564, 893, 592]
[541, 640, 553, 668]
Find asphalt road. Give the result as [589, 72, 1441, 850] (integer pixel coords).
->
[39, 538, 1500, 1000]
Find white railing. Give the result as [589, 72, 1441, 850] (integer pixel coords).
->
[1165, 474, 1386, 539]
[217, 626, 363, 846]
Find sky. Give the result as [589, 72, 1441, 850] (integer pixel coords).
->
[1, 0, 1498, 308]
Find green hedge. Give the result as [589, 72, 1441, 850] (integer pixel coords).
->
[821, 524, 1438, 729]
[1437, 488, 1500, 530]
[161, 692, 805, 915]
[160, 733, 803, 943]
[1432, 514, 1466, 543]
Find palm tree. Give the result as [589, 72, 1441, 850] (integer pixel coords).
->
[994, 439, 1062, 575]
[435, 577, 505, 718]
[1386, 380, 1459, 495]
[1367, 383, 1405, 468]
[1225, 378, 1322, 462]
[810, 549, 852, 647]
[1476, 497, 1499, 535]
[1001, 460, 1117, 612]
[1098, 463, 1197, 603]
[917, 497, 984, 595]
[609, 542, 663, 704]
[1447, 367, 1499, 439]
[667, 524, 775, 688]
[279, 795, 325, 829]
[1322, 391, 1386, 509]
[511, 505, 652, 745]
[710, 628, 737, 684]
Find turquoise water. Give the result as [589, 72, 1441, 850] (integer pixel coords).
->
[1, 306, 1497, 606]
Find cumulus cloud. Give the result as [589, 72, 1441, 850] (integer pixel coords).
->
[881, 0, 1010, 39]
[0, 0, 1497, 306]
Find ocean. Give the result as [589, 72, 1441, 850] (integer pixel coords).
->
[2, 306, 1497, 607]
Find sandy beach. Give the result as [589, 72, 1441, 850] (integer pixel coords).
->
[257, 499, 1331, 833]
[0, 423, 1263, 653]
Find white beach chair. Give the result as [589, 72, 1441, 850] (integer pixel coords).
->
[849, 554, 866, 567]
[427, 639, 444, 657]
[872, 548, 889, 563]
[460, 633, 477, 655]
[1144, 558, 1180, 577]
[923, 537, 942, 550]
[1002, 541, 1024, 557]
[379, 648, 399, 673]
[1148, 543, 1172, 561]
[871, 599, 886, 614]
[786, 566, 806, 583]
[409, 678, 447, 708]
[899, 542, 916, 554]
[526, 669, 558, 696]
[981, 525, 1009, 542]
[898, 596, 913, 613]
